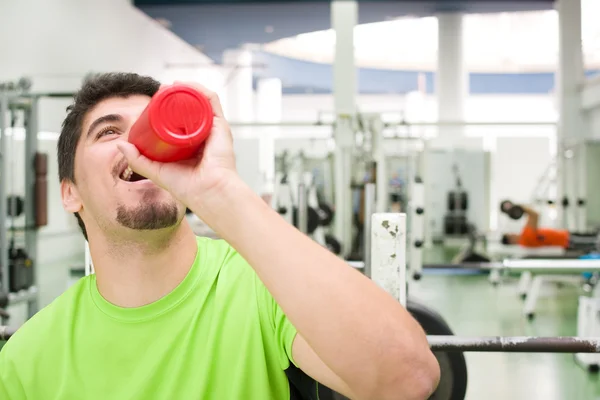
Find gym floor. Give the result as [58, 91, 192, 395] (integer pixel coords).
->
[1, 246, 599, 399]
[415, 246, 600, 400]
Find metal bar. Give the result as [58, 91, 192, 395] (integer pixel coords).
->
[371, 213, 407, 307]
[363, 183, 376, 278]
[297, 183, 308, 234]
[229, 121, 334, 127]
[428, 336, 600, 353]
[0, 91, 9, 295]
[410, 177, 425, 278]
[21, 92, 75, 98]
[384, 121, 557, 128]
[422, 262, 502, 270]
[8, 287, 38, 305]
[226, 120, 557, 128]
[0, 326, 17, 341]
[351, 260, 600, 274]
[24, 98, 39, 317]
[503, 259, 600, 270]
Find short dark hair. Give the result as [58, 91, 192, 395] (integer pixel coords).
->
[57, 72, 161, 240]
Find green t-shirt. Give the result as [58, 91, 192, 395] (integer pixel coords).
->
[0, 237, 299, 399]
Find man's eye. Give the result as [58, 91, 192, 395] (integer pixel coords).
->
[97, 127, 118, 138]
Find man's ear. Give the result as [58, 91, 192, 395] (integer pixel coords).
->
[61, 180, 82, 213]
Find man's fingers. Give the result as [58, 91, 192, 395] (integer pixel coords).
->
[174, 80, 225, 118]
[116, 142, 162, 184]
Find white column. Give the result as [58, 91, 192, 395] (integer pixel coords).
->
[222, 49, 254, 123]
[556, 0, 585, 230]
[256, 78, 282, 195]
[331, 0, 358, 257]
[436, 13, 467, 144]
[434, 13, 467, 238]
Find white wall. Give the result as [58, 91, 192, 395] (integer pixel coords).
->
[1, 0, 224, 308]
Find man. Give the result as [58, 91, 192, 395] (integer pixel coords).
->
[0, 73, 439, 399]
[501, 203, 597, 251]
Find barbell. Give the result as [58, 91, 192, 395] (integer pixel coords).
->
[428, 336, 600, 353]
[365, 213, 600, 366]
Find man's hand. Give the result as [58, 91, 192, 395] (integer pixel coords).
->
[116, 82, 237, 210]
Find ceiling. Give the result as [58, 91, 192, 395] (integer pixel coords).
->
[135, 1, 555, 62]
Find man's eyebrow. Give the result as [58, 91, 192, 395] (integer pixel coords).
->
[86, 114, 123, 138]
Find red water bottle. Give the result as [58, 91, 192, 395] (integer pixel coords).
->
[129, 84, 213, 162]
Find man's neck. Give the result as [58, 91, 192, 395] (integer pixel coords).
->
[89, 222, 199, 308]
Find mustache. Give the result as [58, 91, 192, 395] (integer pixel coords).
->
[112, 157, 128, 177]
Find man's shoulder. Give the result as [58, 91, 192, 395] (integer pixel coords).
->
[1, 277, 91, 358]
[196, 236, 247, 266]
[196, 236, 257, 283]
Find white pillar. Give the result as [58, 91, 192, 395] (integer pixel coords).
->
[256, 78, 282, 195]
[556, 0, 585, 230]
[434, 12, 467, 239]
[331, 0, 358, 257]
[222, 49, 254, 123]
[436, 12, 467, 144]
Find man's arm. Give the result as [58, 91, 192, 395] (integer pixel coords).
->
[193, 176, 440, 400]
[520, 205, 539, 230]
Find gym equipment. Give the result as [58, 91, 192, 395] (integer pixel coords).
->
[0, 326, 16, 340]
[316, 202, 334, 226]
[8, 247, 34, 293]
[443, 215, 469, 235]
[324, 234, 342, 255]
[443, 164, 471, 236]
[407, 300, 468, 400]
[447, 191, 468, 211]
[34, 152, 48, 227]
[292, 206, 320, 235]
[500, 200, 524, 220]
[450, 225, 491, 264]
[0, 81, 61, 321]
[428, 336, 600, 353]
[409, 176, 425, 280]
[6, 195, 24, 218]
[128, 84, 213, 163]
[0, 291, 8, 309]
[365, 216, 600, 357]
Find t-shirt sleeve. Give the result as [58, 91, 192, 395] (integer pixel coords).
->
[254, 274, 299, 370]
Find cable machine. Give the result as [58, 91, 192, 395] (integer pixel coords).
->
[0, 78, 73, 323]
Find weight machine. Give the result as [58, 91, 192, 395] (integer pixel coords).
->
[272, 151, 339, 254]
[0, 79, 64, 323]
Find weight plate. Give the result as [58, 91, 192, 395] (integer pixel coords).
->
[448, 192, 468, 212]
[317, 203, 335, 226]
[507, 205, 524, 220]
[407, 300, 468, 400]
[500, 200, 512, 213]
[292, 207, 320, 234]
[6, 195, 24, 218]
[325, 234, 342, 255]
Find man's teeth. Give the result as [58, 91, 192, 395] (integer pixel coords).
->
[121, 166, 133, 181]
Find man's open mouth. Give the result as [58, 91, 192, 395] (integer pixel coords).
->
[120, 165, 148, 182]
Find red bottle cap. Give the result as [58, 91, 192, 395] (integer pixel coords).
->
[148, 85, 213, 145]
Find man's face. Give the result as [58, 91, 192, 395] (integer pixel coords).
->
[62, 95, 184, 235]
